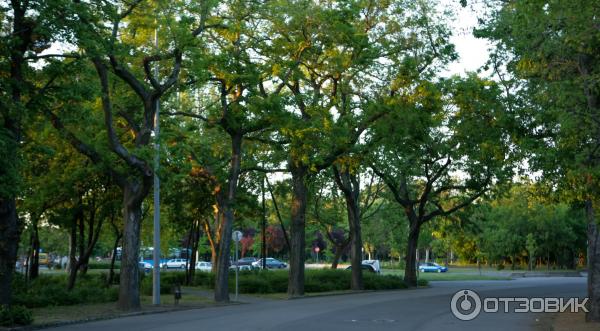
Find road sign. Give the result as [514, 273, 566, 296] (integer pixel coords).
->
[232, 230, 243, 242]
[315, 247, 320, 253]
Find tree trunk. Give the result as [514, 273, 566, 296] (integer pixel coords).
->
[80, 201, 98, 276]
[333, 168, 364, 290]
[404, 222, 421, 287]
[186, 220, 200, 285]
[1, 0, 28, 308]
[28, 223, 40, 280]
[330, 246, 344, 269]
[117, 183, 145, 311]
[68, 217, 77, 275]
[585, 200, 600, 322]
[288, 165, 308, 297]
[67, 214, 80, 290]
[348, 206, 363, 290]
[108, 230, 121, 286]
[328, 235, 351, 269]
[0, 198, 20, 307]
[68, 206, 103, 290]
[214, 134, 242, 302]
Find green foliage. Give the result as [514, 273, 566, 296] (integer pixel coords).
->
[478, 0, 600, 202]
[141, 272, 188, 295]
[189, 269, 408, 294]
[87, 262, 120, 270]
[11, 273, 118, 308]
[0, 305, 33, 327]
[441, 183, 586, 268]
[0, 127, 21, 198]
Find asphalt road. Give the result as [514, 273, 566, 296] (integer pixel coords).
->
[49, 277, 587, 331]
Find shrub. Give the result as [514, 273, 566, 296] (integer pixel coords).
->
[363, 273, 407, 290]
[192, 271, 215, 288]
[305, 269, 350, 292]
[141, 272, 188, 295]
[88, 262, 120, 270]
[496, 264, 505, 271]
[0, 305, 33, 326]
[11, 273, 118, 308]
[204, 269, 409, 294]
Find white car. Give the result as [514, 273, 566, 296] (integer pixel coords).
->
[160, 258, 189, 269]
[195, 261, 212, 272]
[139, 261, 152, 273]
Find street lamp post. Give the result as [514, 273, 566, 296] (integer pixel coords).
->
[232, 230, 243, 301]
[152, 26, 161, 306]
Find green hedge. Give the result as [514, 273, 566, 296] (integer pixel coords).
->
[0, 305, 33, 327]
[87, 262, 120, 270]
[11, 273, 118, 308]
[11, 269, 424, 310]
[187, 269, 413, 294]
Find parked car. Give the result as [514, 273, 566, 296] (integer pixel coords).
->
[345, 260, 381, 274]
[345, 264, 378, 273]
[139, 261, 152, 273]
[418, 262, 448, 273]
[230, 264, 254, 271]
[235, 257, 258, 266]
[160, 258, 189, 269]
[195, 261, 212, 272]
[38, 253, 49, 266]
[251, 258, 287, 269]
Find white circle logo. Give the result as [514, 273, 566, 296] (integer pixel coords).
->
[451, 289, 482, 321]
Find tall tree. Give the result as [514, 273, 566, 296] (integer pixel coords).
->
[478, 0, 600, 321]
[41, 1, 213, 310]
[0, 0, 61, 306]
[370, 75, 514, 286]
[270, 0, 442, 297]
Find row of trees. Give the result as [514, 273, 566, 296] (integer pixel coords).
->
[1, 0, 599, 323]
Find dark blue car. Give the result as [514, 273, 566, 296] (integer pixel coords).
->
[418, 262, 448, 273]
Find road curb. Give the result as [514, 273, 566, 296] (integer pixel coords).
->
[0, 302, 241, 331]
[509, 271, 584, 278]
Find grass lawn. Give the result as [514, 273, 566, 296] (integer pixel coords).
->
[30, 294, 214, 326]
[381, 268, 512, 281]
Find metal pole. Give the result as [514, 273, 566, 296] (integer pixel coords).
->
[262, 175, 266, 270]
[152, 26, 161, 306]
[235, 239, 239, 301]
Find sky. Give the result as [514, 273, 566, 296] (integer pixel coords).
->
[442, 0, 492, 76]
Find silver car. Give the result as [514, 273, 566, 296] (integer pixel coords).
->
[195, 261, 212, 272]
[160, 258, 189, 269]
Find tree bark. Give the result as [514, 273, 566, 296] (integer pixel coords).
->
[214, 134, 242, 302]
[67, 211, 81, 290]
[327, 234, 351, 269]
[333, 167, 363, 290]
[68, 216, 77, 275]
[0, 198, 20, 307]
[28, 222, 40, 280]
[404, 222, 421, 287]
[68, 205, 103, 290]
[288, 165, 308, 297]
[108, 223, 121, 286]
[586, 200, 600, 322]
[186, 220, 201, 285]
[0, 0, 30, 307]
[117, 181, 147, 311]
